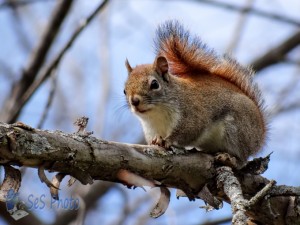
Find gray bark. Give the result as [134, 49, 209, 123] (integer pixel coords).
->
[0, 122, 299, 225]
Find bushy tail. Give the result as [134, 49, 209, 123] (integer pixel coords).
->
[154, 20, 263, 110]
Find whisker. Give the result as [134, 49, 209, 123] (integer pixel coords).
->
[113, 104, 131, 121]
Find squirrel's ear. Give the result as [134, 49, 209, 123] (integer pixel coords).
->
[155, 56, 169, 75]
[125, 58, 133, 73]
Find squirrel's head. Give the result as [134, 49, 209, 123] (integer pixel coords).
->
[124, 56, 171, 115]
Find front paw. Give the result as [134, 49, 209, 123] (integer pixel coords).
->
[214, 152, 238, 169]
[151, 136, 171, 149]
[151, 136, 165, 146]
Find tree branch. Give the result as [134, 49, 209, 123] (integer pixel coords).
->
[0, 0, 54, 10]
[0, 0, 110, 124]
[191, 0, 300, 73]
[0, 122, 300, 224]
[251, 30, 300, 72]
[0, 0, 74, 123]
[36, 68, 57, 129]
[193, 0, 300, 27]
[0, 201, 43, 225]
[225, 0, 254, 54]
[0, 122, 214, 191]
[51, 182, 113, 225]
[216, 166, 248, 225]
[200, 216, 232, 225]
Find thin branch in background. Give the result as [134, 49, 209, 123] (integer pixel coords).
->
[133, 193, 161, 225]
[166, 0, 300, 73]
[0, 202, 44, 225]
[200, 216, 232, 225]
[37, 67, 58, 129]
[272, 80, 300, 115]
[0, 0, 74, 123]
[225, 0, 254, 54]
[193, 0, 300, 27]
[4, 0, 110, 124]
[0, 0, 54, 9]
[113, 187, 152, 225]
[94, 3, 111, 136]
[251, 30, 300, 72]
[51, 182, 113, 225]
[284, 57, 300, 66]
[270, 60, 300, 116]
[51, 81, 71, 129]
[69, 195, 86, 225]
[0, 61, 15, 79]
[110, 185, 130, 225]
[7, 0, 33, 52]
[133, 203, 156, 225]
[274, 101, 300, 115]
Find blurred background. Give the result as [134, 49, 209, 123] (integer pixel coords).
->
[0, 0, 300, 224]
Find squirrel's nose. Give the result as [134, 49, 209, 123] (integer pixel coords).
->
[131, 96, 140, 106]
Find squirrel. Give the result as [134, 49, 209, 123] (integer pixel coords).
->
[123, 20, 267, 167]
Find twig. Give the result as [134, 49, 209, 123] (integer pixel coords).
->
[37, 67, 58, 129]
[0, 61, 15, 80]
[269, 61, 300, 116]
[17, 0, 72, 96]
[51, 182, 113, 225]
[200, 216, 232, 225]
[0, 0, 54, 9]
[113, 187, 152, 225]
[226, 0, 254, 54]
[193, 0, 300, 73]
[94, 4, 110, 136]
[272, 102, 300, 116]
[246, 180, 276, 208]
[69, 195, 86, 225]
[251, 30, 300, 72]
[270, 185, 300, 197]
[194, 0, 300, 73]
[193, 0, 300, 27]
[6, 0, 33, 52]
[74, 116, 93, 137]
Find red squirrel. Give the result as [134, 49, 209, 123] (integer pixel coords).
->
[124, 20, 266, 167]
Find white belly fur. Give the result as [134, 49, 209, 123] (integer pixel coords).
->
[138, 106, 179, 143]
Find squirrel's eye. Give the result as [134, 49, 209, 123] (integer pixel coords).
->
[123, 89, 127, 95]
[150, 80, 159, 90]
